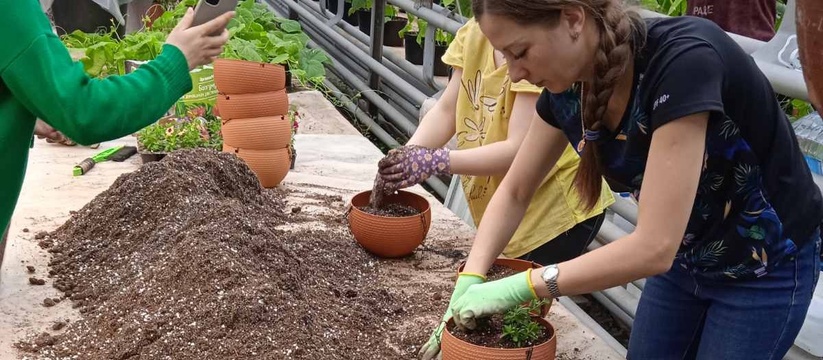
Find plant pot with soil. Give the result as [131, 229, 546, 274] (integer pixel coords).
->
[457, 258, 551, 317]
[383, 16, 407, 47]
[441, 300, 557, 360]
[346, 189, 431, 258]
[797, 0, 823, 109]
[404, 32, 424, 65]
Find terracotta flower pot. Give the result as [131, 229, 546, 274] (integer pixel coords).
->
[457, 258, 551, 317]
[441, 317, 557, 360]
[221, 115, 292, 150]
[223, 145, 291, 188]
[213, 59, 287, 94]
[346, 190, 431, 258]
[215, 90, 289, 120]
[797, 0, 823, 109]
[144, 4, 165, 29]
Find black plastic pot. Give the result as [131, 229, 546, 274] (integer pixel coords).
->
[328, 0, 358, 25]
[357, 10, 371, 35]
[383, 18, 407, 47]
[139, 152, 167, 164]
[52, 0, 127, 37]
[404, 32, 423, 65]
[433, 43, 450, 77]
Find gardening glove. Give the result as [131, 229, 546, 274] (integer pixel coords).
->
[418, 272, 485, 360]
[451, 269, 539, 331]
[378, 145, 451, 193]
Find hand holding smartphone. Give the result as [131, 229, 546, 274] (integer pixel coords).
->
[192, 0, 240, 27]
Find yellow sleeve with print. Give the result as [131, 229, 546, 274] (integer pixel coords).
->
[440, 19, 614, 259]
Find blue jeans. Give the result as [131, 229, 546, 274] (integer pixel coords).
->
[628, 229, 822, 360]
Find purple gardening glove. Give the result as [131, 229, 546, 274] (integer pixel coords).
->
[377, 145, 451, 192]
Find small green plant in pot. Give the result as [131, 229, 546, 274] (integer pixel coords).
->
[136, 102, 223, 163]
[441, 299, 557, 360]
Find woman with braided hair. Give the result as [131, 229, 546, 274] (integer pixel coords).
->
[437, 0, 823, 358]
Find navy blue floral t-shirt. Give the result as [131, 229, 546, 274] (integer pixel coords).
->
[536, 16, 823, 281]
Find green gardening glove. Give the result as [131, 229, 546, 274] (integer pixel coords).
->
[418, 272, 486, 360]
[451, 269, 538, 331]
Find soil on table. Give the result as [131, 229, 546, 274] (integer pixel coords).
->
[446, 314, 553, 349]
[13, 149, 448, 359]
[359, 203, 420, 217]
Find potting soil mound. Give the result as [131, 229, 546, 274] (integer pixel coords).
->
[15, 149, 432, 359]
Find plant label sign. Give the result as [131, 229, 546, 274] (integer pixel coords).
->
[125, 60, 218, 112]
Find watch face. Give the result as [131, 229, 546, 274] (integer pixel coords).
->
[543, 266, 559, 281]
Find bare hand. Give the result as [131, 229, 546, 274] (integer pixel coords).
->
[33, 119, 65, 143]
[165, 8, 234, 70]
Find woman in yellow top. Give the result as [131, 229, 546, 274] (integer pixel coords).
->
[375, 18, 614, 359]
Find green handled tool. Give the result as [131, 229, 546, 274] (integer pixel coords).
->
[73, 145, 124, 176]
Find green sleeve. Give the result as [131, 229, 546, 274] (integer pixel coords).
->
[0, 34, 193, 145]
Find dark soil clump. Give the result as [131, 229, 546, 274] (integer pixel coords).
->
[447, 314, 552, 349]
[14, 149, 436, 359]
[486, 264, 519, 281]
[359, 203, 420, 217]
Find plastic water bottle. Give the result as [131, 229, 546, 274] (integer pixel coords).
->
[795, 276, 823, 356]
[792, 112, 823, 175]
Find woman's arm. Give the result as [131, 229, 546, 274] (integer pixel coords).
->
[462, 114, 570, 275]
[448, 90, 538, 177]
[1, 9, 231, 146]
[406, 68, 462, 148]
[531, 112, 708, 296]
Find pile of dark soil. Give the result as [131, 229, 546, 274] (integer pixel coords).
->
[15, 149, 442, 359]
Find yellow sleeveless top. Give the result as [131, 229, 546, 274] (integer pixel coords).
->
[441, 19, 615, 258]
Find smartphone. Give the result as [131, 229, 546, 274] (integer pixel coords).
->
[192, 0, 239, 27]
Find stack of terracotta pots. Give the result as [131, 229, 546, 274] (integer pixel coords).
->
[214, 59, 292, 188]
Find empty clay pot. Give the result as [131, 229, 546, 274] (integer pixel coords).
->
[216, 90, 289, 120]
[797, 0, 823, 109]
[457, 258, 551, 317]
[214, 59, 287, 95]
[347, 190, 431, 258]
[221, 115, 292, 150]
[223, 145, 291, 188]
[441, 317, 557, 360]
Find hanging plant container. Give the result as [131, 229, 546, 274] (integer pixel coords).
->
[221, 115, 292, 150]
[144, 3, 165, 29]
[214, 59, 287, 95]
[797, 0, 823, 109]
[215, 90, 289, 120]
[346, 190, 431, 258]
[223, 145, 291, 188]
[441, 317, 557, 360]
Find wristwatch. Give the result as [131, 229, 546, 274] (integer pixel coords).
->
[541, 264, 562, 298]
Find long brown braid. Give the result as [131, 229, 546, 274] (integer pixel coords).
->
[472, 0, 645, 210]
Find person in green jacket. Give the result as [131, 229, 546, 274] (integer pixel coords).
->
[0, 1, 235, 275]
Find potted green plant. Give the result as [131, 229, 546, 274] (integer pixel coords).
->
[136, 103, 222, 163]
[400, 16, 452, 75]
[349, 0, 406, 46]
[441, 299, 557, 360]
